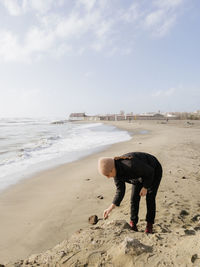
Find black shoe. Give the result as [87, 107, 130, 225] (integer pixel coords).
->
[130, 221, 138, 231]
[145, 222, 153, 234]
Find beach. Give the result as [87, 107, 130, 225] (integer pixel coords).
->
[1, 120, 200, 266]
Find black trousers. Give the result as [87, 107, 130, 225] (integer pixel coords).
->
[130, 163, 162, 224]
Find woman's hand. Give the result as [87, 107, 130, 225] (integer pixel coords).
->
[140, 187, 147, 197]
[103, 208, 111, 219]
[103, 203, 116, 219]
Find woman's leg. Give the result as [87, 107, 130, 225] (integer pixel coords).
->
[146, 165, 162, 224]
[130, 182, 143, 224]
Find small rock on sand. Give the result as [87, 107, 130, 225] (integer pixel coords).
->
[122, 237, 152, 256]
[191, 214, 200, 222]
[88, 215, 98, 225]
[180, 210, 189, 216]
[191, 254, 198, 263]
[97, 195, 104, 199]
[184, 229, 196, 235]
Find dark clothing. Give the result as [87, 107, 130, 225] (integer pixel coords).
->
[112, 152, 162, 224]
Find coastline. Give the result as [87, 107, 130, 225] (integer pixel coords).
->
[0, 120, 150, 263]
[1, 120, 200, 264]
[0, 121, 131, 193]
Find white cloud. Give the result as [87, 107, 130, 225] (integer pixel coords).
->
[144, 0, 184, 37]
[145, 9, 176, 37]
[0, 28, 52, 62]
[0, 0, 61, 16]
[0, 4, 115, 61]
[0, 30, 21, 61]
[78, 0, 97, 11]
[55, 12, 92, 39]
[28, 0, 54, 13]
[25, 27, 54, 52]
[154, 0, 184, 9]
[157, 15, 176, 37]
[0, 0, 22, 16]
[51, 44, 72, 59]
[152, 90, 162, 97]
[152, 87, 176, 97]
[165, 87, 175, 96]
[145, 10, 165, 27]
[120, 3, 141, 23]
[0, 0, 187, 62]
[95, 20, 112, 38]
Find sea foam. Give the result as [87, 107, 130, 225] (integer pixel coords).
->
[0, 118, 131, 191]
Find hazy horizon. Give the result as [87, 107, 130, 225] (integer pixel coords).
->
[0, 0, 199, 118]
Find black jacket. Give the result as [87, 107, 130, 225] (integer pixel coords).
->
[112, 152, 161, 206]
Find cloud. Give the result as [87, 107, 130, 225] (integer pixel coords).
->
[0, 29, 52, 62]
[0, 3, 115, 61]
[77, 0, 97, 11]
[0, 0, 187, 62]
[120, 3, 142, 23]
[145, 10, 165, 27]
[145, 9, 176, 37]
[0, 0, 62, 16]
[0, 30, 21, 61]
[165, 87, 176, 96]
[154, 0, 184, 8]
[144, 0, 184, 37]
[0, 0, 22, 16]
[152, 87, 176, 97]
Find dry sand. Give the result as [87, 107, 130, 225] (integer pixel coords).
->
[0, 120, 200, 266]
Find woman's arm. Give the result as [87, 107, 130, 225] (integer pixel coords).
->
[112, 178, 126, 206]
[103, 178, 125, 219]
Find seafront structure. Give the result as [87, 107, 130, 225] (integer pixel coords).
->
[68, 112, 181, 121]
[68, 110, 200, 122]
[68, 113, 87, 121]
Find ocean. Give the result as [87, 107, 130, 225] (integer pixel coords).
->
[0, 117, 131, 191]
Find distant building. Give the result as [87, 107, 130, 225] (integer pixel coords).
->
[126, 114, 136, 121]
[165, 113, 179, 119]
[99, 114, 116, 121]
[69, 113, 87, 121]
[116, 114, 126, 121]
[68, 111, 183, 122]
[86, 115, 100, 121]
[99, 114, 126, 121]
[134, 113, 165, 120]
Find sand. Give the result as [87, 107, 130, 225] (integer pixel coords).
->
[0, 120, 200, 266]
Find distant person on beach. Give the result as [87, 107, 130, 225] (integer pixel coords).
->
[98, 152, 162, 234]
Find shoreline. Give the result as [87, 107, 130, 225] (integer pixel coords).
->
[0, 120, 148, 263]
[1, 120, 200, 264]
[0, 120, 145, 197]
[0, 121, 131, 194]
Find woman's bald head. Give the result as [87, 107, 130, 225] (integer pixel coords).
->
[98, 157, 115, 177]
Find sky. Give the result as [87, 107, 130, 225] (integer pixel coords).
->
[0, 0, 199, 118]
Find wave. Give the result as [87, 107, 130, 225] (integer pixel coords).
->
[0, 121, 131, 191]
